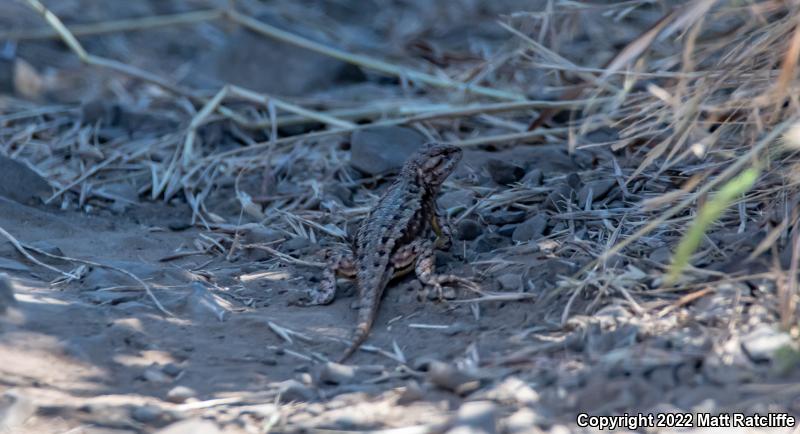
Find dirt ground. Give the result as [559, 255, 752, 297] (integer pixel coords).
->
[2, 0, 800, 433]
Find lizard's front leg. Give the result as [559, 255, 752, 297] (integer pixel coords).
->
[303, 248, 356, 306]
[430, 208, 453, 250]
[414, 240, 476, 300]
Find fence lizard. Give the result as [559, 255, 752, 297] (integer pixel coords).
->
[304, 143, 476, 362]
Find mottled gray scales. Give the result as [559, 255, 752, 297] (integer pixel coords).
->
[302, 143, 475, 362]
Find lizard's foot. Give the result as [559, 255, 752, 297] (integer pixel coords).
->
[298, 248, 356, 307]
[414, 240, 481, 300]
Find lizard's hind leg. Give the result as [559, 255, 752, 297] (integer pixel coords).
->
[414, 241, 478, 301]
[304, 248, 356, 306]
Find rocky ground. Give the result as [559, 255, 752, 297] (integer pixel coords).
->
[1, 0, 800, 433]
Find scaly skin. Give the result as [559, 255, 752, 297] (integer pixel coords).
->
[304, 143, 476, 362]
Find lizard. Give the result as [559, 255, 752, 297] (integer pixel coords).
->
[303, 143, 476, 362]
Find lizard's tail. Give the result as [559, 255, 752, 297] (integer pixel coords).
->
[338, 321, 371, 363]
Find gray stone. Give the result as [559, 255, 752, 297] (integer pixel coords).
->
[439, 190, 475, 212]
[483, 210, 526, 225]
[0, 257, 28, 272]
[544, 184, 575, 210]
[741, 325, 794, 362]
[0, 156, 51, 205]
[427, 361, 480, 395]
[0, 390, 36, 431]
[0, 275, 15, 313]
[457, 219, 483, 241]
[521, 169, 543, 186]
[577, 179, 617, 208]
[512, 214, 548, 243]
[318, 362, 357, 385]
[496, 274, 522, 292]
[350, 126, 427, 175]
[447, 401, 498, 434]
[277, 379, 316, 403]
[487, 159, 525, 185]
[131, 405, 173, 426]
[155, 419, 220, 434]
[165, 386, 196, 403]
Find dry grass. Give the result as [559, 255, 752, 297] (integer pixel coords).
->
[2, 0, 800, 345]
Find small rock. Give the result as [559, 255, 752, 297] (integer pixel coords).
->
[282, 237, 312, 254]
[496, 274, 522, 292]
[240, 225, 284, 245]
[447, 401, 498, 434]
[511, 214, 548, 243]
[0, 155, 51, 205]
[277, 379, 316, 403]
[487, 159, 525, 185]
[427, 361, 481, 395]
[162, 363, 183, 377]
[397, 381, 425, 405]
[483, 210, 526, 225]
[544, 184, 575, 210]
[27, 240, 64, 257]
[0, 258, 29, 272]
[184, 283, 230, 322]
[496, 224, 517, 238]
[473, 234, 508, 254]
[155, 419, 220, 434]
[0, 390, 36, 431]
[131, 405, 173, 426]
[323, 183, 353, 207]
[318, 362, 357, 385]
[577, 179, 617, 208]
[649, 246, 672, 264]
[565, 173, 582, 190]
[439, 190, 475, 212]
[457, 219, 483, 241]
[143, 366, 172, 384]
[166, 386, 196, 404]
[505, 408, 538, 433]
[521, 169, 543, 186]
[350, 127, 426, 175]
[741, 325, 795, 363]
[0, 275, 15, 313]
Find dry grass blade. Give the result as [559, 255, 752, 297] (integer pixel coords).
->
[225, 9, 523, 101]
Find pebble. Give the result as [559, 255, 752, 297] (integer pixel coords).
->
[318, 362, 357, 385]
[446, 401, 498, 434]
[544, 184, 575, 210]
[496, 274, 522, 292]
[350, 126, 426, 175]
[155, 419, 220, 434]
[457, 219, 483, 241]
[439, 190, 475, 212]
[131, 405, 174, 426]
[165, 386, 196, 403]
[505, 408, 538, 433]
[483, 210, 526, 225]
[474, 234, 508, 254]
[0, 390, 36, 431]
[0, 154, 51, 205]
[577, 179, 617, 208]
[397, 381, 425, 405]
[0, 274, 16, 313]
[741, 325, 794, 362]
[427, 361, 481, 395]
[521, 168, 543, 186]
[511, 214, 548, 243]
[277, 379, 317, 403]
[487, 159, 525, 185]
[143, 366, 172, 384]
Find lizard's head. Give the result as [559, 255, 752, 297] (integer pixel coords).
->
[407, 143, 462, 186]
